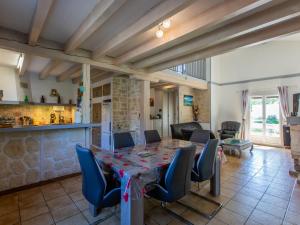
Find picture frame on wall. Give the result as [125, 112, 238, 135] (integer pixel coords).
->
[293, 93, 300, 114]
[183, 95, 193, 106]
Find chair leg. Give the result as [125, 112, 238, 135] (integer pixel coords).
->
[177, 190, 223, 219]
[160, 202, 194, 225]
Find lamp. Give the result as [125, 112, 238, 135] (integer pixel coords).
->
[156, 28, 164, 38]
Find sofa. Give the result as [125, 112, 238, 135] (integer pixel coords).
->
[170, 122, 216, 140]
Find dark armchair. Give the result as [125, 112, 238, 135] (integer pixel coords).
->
[218, 121, 241, 140]
[170, 122, 216, 140]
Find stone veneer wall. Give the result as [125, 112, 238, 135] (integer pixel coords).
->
[0, 128, 85, 192]
[112, 77, 142, 144]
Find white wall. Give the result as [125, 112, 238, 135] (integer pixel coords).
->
[0, 66, 19, 101]
[29, 73, 78, 104]
[211, 41, 300, 136]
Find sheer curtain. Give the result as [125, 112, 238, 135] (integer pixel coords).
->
[278, 86, 289, 123]
[241, 90, 249, 140]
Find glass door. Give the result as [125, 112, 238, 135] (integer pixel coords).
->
[249, 95, 281, 146]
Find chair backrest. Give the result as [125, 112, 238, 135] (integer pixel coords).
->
[144, 130, 161, 144]
[221, 121, 241, 132]
[190, 129, 210, 144]
[165, 145, 196, 201]
[195, 139, 219, 181]
[76, 145, 106, 207]
[113, 132, 134, 149]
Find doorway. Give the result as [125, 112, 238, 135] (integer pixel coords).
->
[249, 95, 281, 146]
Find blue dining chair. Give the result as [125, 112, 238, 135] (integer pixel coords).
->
[113, 132, 134, 149]
[147, 145, 196, 224]
[144, 130, 161, 144]
[76, 144, 121, 218]
[178, 139, 222, 219]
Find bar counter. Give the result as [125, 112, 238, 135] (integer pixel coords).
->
[0, 123, 100, 192]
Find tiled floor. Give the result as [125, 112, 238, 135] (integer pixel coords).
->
[1, 145, 300, 225]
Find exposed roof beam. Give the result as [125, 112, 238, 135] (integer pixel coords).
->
[134, 0, 300, 68]
[117, 0, 273, 64]
[39, 60, 61, 79]
[148, 16, 300, 72]
[91, 71, 116, 83]
[65, 0, 126, 53]
[92, 0, 195, 59]
[57, 64, 81, 82]
[0, 27, 147, 76]
[18, 54, 31, 76]
[29, 0, 55, 45]
[72, 77, 82, 84]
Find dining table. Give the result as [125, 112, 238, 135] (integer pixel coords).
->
[92, 138, 221, 225]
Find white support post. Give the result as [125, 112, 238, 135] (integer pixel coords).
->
[82, 64, 91, 147]
[140, 80, 151, 143]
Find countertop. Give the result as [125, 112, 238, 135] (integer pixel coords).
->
[0, 123, 101, 132]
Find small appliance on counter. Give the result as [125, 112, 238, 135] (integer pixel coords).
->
[0, 116, 15, 128]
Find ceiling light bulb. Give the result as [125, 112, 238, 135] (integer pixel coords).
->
[156, 29, 164, 38]
[162, 19, 171, 29]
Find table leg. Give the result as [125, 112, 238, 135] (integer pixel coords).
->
[121, 177, 144, 225]
[210, 158, 221, 196]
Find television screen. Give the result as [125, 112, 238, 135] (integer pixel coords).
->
[184, 95, 193, 106]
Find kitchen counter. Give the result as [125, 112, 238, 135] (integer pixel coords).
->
[0, 123, 98, 193]
[0, 123, 101, 132]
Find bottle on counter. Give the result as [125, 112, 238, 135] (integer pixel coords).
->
[74, 108, 82, 124]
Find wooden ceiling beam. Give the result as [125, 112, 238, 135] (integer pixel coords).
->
[134, 0, 300, 68]
[29, 0, 55, 45]
[65, 0, 126, 53]
[147, 16, 300, 72]
[57, 64, 81, 82]
[0, 27, 147, 76]
[39, 60, 61, 79]
[92, 0, 196, 59]
[117, 0, 274, 64]
[18, 54, 31, 76]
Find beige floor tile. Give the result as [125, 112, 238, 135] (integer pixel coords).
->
[146, 207, 173, 225]
[19, 192, 45, 209]
[215, 208, 247, 225]
[256, 201, 286, 219]
[245, 219, 264, 225]
[82, 207, 115, 224]
[74, 198, 89, 211]
[181, 210, 208, 225]
[50, 204, 80, 222]
[56, 213, 88, 225]
[20, 203, 49, 221]
[288, 201, 300, 214]
[285, 210, 300, 225]
[21, 212, 54, 225]
[206, 218, 228, 225]
[69, 191, 84, 202]
[232, 193, 260, 207]
[47, 195, 73, 210]
[0, 211, 20, 225]
[249, 209, 282, 225]
[239, 187, 264, 200]
[225, 199, 254, 217]
[0, 195, 18, 217]
[41, 183, 66, 201]
[99, 215, 120, 225]
[260, 194, 289, 208]
[18, 187, 41, 201]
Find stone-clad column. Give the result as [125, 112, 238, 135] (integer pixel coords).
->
[290, 125, 300, 184]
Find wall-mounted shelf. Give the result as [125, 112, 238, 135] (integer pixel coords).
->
[0, 101, 76, 107]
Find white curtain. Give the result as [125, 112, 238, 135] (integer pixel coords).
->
[278, 86, 289, 123]
[241, 90, 249, 140]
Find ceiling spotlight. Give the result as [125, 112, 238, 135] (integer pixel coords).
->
[156, 29, 164, 38]
[162, 19, 171, 29]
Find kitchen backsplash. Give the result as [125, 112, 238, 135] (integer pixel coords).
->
[0, 104, 75, 125]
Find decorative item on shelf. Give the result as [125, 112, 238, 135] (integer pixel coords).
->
[24, 95, 29, 104]
[69, 99, 73, 105]
[50, 112, 56, 124]
[50, 89, 59, 97]
[0, 90, 3, 101]
[57, 95, 61, 104]
[40, 95, 45, 103]
[150, 98, 154, 107]
[192, 104, 200, 121]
